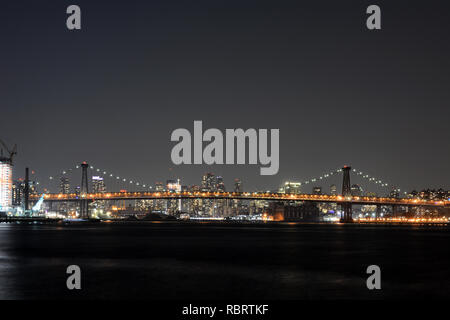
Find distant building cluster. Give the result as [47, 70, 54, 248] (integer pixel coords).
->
[133, 174, 247, 218]
[407, 189, 449, 201]
[12, 179, 38, 206]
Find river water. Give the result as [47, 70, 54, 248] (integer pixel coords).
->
[0, 222, 449, 299]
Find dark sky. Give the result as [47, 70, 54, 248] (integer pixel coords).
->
[1, 0, 449, 193]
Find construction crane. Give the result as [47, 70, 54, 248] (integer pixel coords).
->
[0, 139, 17, 165]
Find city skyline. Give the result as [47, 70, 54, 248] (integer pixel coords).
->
[14, 163, 450, 201]
[9, 161, 445, 221]
[7, 159, 450, 198]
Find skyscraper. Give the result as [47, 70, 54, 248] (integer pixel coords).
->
[153, 182, 165, 212]
[189, 184, 202, 215]
[202, 173, 216, 192]
[0, 161, 12, 210]
[351, 184, 363, 196]
[216, 176, 225, 192]
[328, 184, 338, 213]
[201, 173, 215, 216]
[234, 179, 242, 193]
[92, 176, 106, 193]
[312, 186, 322, 195]
[92, 176, 107, 214]
[330, 184, 337, 196]
[233, 178, 243, 215]
[60, 176, 70, 194]
[12, 180, 23, 206]
[389, 188, 400, 199]
[166, 179, 181, 214]
[283, 182, 301, 194]
[215, 176, 226, 216]
[58, 176, 71, 214]
[12, 179, 38, 208]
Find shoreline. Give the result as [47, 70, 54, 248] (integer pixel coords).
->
[0, 217, 449, 227]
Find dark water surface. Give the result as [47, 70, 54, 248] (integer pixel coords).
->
[0, 222, 449, 300]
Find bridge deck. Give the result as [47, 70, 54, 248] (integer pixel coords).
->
[29, 192, 449, 207]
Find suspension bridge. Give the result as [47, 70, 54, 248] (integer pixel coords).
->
[26, 162, 449, 223]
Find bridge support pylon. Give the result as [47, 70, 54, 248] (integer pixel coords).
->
[80, 161, 90, 219]
[340, 165, 353, 223]
[376, 204, 382, 220]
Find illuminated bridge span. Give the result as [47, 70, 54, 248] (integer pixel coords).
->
[28, 163, 450, 223]
[31, 191, 449, 208]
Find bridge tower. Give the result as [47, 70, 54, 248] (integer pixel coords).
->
[340, 165, 353, 223]
[80, 161, 90, 219]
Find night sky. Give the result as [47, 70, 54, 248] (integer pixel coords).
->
[1, 0, 449, 193]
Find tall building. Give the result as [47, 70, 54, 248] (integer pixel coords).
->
[202, 173, 216, 191]
[92, 176, 106, 193]
[180, 185, 189, 212]
[232, 178, 243, 215]
[312, 186, 322, 195]
[12, 179, 38, 207]
[166, 179, 181, 214]
[215, 176, 226, 216]
[330, 184, 337, 195]
[59, 176, 71, 215]
[12, 180, 22, 206]
[389, 188, 400, 198]
[60, 176, 70, 194]
[328, 184, 338, 213]
[234, 179, 242, 193]
[167, 179, 181, 192]
[153, 182, 165, 212]
[189, 185, 202, 215]
[0, 161, 12, 210]
[283, 182, 301, 194]
[92, 176, 107, 214]
[351, 184, 363, 196]
[201, 173, 215, 215]
[216, 176, 225, 192]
